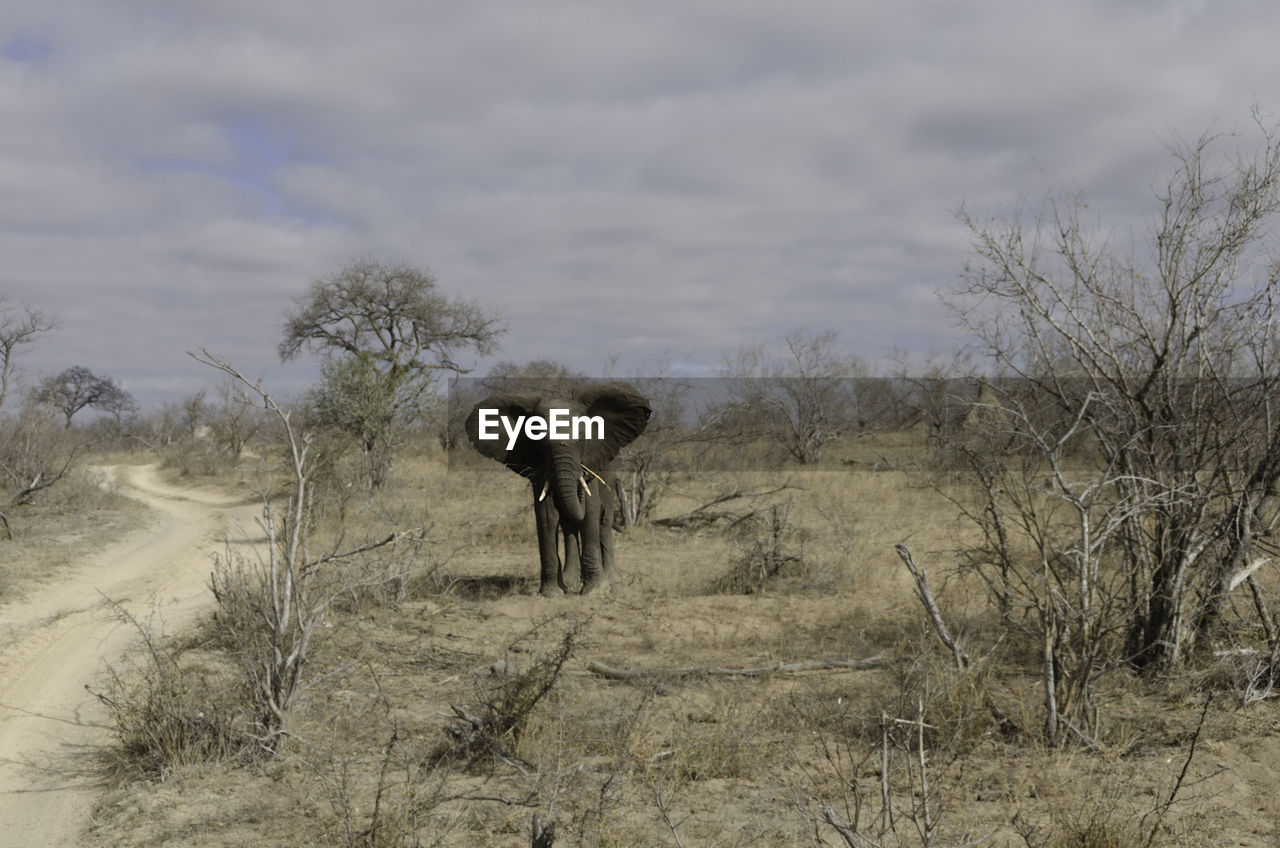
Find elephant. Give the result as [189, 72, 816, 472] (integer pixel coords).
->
[466, 382, 651, 596]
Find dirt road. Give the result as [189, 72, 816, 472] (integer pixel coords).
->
[0, 464, 258, 848]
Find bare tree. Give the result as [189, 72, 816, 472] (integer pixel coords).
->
[717, 328, 866, 464]
[181, 390, 208, 437]
[211, 378, 261, 462]
[948, 109, 1280, 688]
[36, 365, 134, 429]
[279, 258, 503, 378]
[0, 296, 57, 412]
[0, 401, 89, 538]
[281, 258, 503, 486]
[126, 400, 185, 452]
[192, 349, 402, 750]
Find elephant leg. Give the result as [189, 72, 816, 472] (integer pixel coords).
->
[579, 480, 607, 594]
[532, 480, 563, 596]
[599, 476, 617, 583]
[561, 522, 582, 591]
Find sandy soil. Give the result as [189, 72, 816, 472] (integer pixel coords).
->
[0, 464, 258, 848]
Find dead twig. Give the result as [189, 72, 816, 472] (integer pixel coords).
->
[654, 774, 688, 848]
[300, 531, 403, 575]
[1140, 693, 1214, 848]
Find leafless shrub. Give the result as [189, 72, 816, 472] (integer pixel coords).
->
[797, 704, 968, 846]
[709, 501, 805, 594]
[93, 605, 247, 780]
[529, 687, 655, 848]
[323, 530, 446, 611]
[0, 401, 90, 537]
[208, 512, 403, 752]
[796, 662, 1216, 848]
[788, 626, 1039, 848]
[1199, 649, 1277, 705]
[714, 329, 867, 465]
[302, 674, 463, 848]
[938, 112, 1280, 750]
[192, 348, 402, 753]
[441, 617, 585, 771]
[614, 366, 707, 528]
[1013, 698, 1217, 848]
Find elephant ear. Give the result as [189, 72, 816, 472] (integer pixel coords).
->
[577, 382, 652, 470]
[465, 393, 542, 476]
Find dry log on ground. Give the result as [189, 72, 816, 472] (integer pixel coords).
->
[651, 482, 798, 529]
[587, 655, 885, 680]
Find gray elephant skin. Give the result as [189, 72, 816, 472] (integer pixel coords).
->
[466, 382, 651, 596]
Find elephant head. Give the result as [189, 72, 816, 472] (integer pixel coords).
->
[466, 382, 651, 594]
[466, 382, 651, 522]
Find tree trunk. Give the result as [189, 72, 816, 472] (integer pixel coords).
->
[1193, 434, 1280, 656]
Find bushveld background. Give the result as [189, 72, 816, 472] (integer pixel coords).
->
[4, 415, 1277, 848]
[8, 121, 1280, 846]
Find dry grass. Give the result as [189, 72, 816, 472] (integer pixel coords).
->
[91, 613, 248, 782]
[0, 461, 144, 601]
[76, 438, 1280, 847]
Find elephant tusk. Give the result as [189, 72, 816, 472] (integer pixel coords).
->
[579, 475, 591, 498]
[538, 481, 549, 502]
[581, 464, 609, 487]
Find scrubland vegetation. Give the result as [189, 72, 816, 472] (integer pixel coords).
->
[8, 116, 1280, 845]
[71, 431, 1276, 847]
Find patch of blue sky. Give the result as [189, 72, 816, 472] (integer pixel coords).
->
[1, 36, 52, 63]
[140, 118, 339, 226]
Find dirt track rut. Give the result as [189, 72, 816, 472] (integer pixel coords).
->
[0, 465, 257, 847]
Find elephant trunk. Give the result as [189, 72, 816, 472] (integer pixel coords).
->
[550, 442, 586, 524]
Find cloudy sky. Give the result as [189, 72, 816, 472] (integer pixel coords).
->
[1, 0, 1277, 407]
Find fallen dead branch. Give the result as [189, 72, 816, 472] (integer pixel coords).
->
[586, 655, 885, 680]
[652, 481, 798, 529]
[895, 544, 971, 669]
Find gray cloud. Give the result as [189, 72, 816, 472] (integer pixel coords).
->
[2, 0, 1280, 406]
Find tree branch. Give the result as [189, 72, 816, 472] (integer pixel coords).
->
[895, 545, 971, 668]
